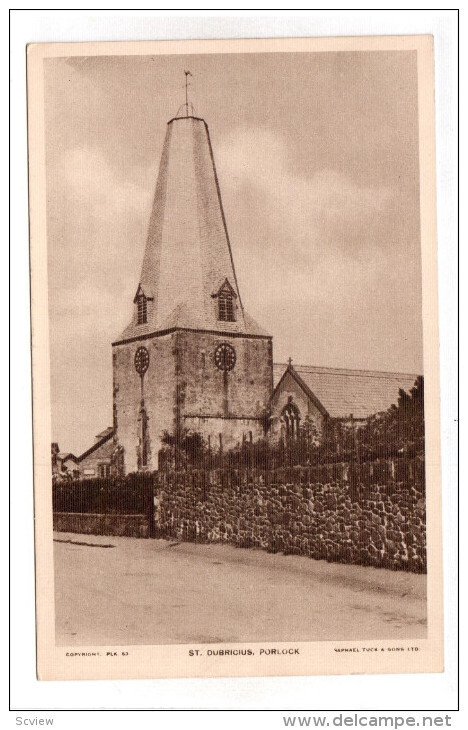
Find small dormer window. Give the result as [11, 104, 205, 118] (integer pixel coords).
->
[133, 284, 153, 326]
[137, 295, 147, 325]
[218, 290, 235, 321]
[213, 279, 237, 322]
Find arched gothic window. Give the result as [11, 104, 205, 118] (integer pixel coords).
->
[138, 400, 149, 469]
[282, 400, 301, 442]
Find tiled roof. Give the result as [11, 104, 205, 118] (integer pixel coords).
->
[273, 363, 420, 419]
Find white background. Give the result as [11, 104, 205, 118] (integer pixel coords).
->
[8, 6, 460, 725]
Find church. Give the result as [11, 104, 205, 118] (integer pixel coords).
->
[72, 104, 419, 477]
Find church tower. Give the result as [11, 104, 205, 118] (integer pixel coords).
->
[112, 108, 273, 473]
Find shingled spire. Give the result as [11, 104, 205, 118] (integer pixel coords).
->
[119, 113, 267, 341]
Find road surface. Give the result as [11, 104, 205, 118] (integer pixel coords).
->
[54, 532, 427, 646]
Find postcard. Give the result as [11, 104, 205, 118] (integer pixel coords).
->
[28, 34, 443, 680]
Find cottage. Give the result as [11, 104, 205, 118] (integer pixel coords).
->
[77, 427, 116, 478]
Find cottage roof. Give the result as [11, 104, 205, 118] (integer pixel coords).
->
[116, 115, 269, 343]
[273, 363, 420, 419]
[56, 452, 77, 462]
[94, 426, 114, 441]
[77, 427, 115, 462]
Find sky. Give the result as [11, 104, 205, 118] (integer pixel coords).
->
[44, 50, 423, 455]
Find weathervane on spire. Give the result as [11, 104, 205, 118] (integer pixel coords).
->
[184, 70, 192, 117]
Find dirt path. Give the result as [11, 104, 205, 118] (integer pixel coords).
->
[54, 532, 427, 646]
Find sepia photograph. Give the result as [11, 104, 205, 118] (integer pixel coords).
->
[28, 35, 443, 680]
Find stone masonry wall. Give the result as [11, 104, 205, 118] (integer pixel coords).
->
[54, 512, 150, 538]
[113, 329, 273, 472]
[155, 458, 426, 573]
[113, 332, 176, 474]
[177, 330, 272, 422]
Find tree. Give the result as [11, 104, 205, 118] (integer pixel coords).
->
[160, 428, 207, 469]
[358, 376, 425, 459]
[158, 377, 425, 469]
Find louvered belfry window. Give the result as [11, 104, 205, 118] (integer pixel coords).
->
[137, 295, 147, 325]
[218, 290, 235, 322]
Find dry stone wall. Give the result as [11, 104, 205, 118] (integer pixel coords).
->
[156, 458, 426, 573]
